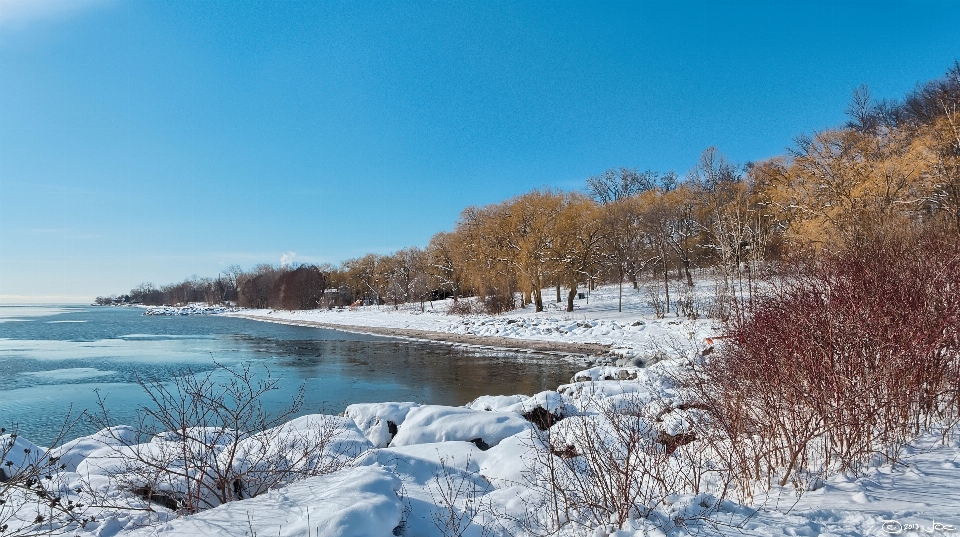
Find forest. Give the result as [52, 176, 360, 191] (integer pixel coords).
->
[97, 63, 960, 317]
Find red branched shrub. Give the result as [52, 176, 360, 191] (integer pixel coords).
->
[697, 232, 960, 490]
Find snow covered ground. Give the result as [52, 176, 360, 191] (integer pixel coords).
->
[226, 282, 720, 364]
[4, 282, 957, 536]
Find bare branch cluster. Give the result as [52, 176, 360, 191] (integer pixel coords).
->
[87, 364, 356, 514]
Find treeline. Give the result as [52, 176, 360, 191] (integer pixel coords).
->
[98, 63, 960, 315]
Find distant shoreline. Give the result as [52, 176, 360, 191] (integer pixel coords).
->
[231, 313, 612, 360]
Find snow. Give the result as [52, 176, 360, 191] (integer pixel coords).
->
[343, 401, 421, 447]
[0, 433, 44, 468]
[389, 405, 532, 448]
[468, 390, 571, 416]
[144, 305, 240, 316]
[49, 425, 136, 472]
[7, 373, 960, 536]
[123, 465, 403, 537]
[707, 430, 960, 536]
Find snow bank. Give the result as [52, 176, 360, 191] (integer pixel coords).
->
[467, 390, 570, 416]
[124, 465, 403, 537]
[8, 373, 960, 537]
[0, 433, 44, 470]
[466, 394, 528, 412]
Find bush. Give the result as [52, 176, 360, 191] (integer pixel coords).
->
[88, 364, 356, 514]
[0, 415, 93, 537]
[481, 292, 516, 315]
[446, 299, 476, 316]
[694, 232, 960, 491]
[513, 392, 682, 534]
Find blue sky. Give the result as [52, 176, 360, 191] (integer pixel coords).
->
[1, 0, 958, 302]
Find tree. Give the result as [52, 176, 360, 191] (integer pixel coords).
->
[662, 185, 703, 288]
[919, 96, 960, 234]
[552, 194, 606, 312]
[638, 189, 675, 314]
[273, 265, 328, 310]
[586, 168, 675, 204]
[342, 254, 391, 306]
[456, 191, 564, 312]
[426, 232, 468, 301]
[601, 196, 657, 312]
[385, 247, 431, 310]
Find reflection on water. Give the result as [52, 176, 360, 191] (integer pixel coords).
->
[0, 306, 577, 445]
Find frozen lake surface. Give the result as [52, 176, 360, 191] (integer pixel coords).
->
[0, 305, 576, 445]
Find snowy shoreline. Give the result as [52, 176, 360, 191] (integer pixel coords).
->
[223, 284, 720, 367]
[5, 285, 956, 536]
[231, 312, 616, 364]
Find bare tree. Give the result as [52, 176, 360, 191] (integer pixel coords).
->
[586, 168, 673, 204]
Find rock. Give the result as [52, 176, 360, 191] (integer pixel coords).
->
[469, 438, 491, 451]
[616, 369, 638, 380]
[521, 406, 564, 431]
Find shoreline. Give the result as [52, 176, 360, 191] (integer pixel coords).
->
[231, 313, 612, 359]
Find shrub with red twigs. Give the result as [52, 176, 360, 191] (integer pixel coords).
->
[691, 232, 960, 492]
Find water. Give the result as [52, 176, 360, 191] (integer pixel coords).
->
[0, 305, 577, 445]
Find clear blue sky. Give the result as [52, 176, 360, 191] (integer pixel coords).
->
[1, 0, 958, 302]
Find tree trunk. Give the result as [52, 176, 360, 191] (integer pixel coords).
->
[556, 283, 561, 303]
[618, 269, 624, 313]
[662, 255, 670, 314]
[567, 286, 577, 312]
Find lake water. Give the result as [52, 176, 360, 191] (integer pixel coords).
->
[0, 305, 577, 445]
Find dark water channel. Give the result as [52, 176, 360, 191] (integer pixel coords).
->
[0, 306, 577, 445]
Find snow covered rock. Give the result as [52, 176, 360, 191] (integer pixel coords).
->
[49, 425, 136, 472]
[343, 402, 420, 448]
[466, 394, 528, 412]
[477, 432, 538, 486]
[389, 405, 532, 449]
[0, 433, 45, 475]
[570, 365, 643, 382]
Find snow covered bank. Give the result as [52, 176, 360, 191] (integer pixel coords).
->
[4, 357, 958, 537]
[124, 465, 404, 537]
